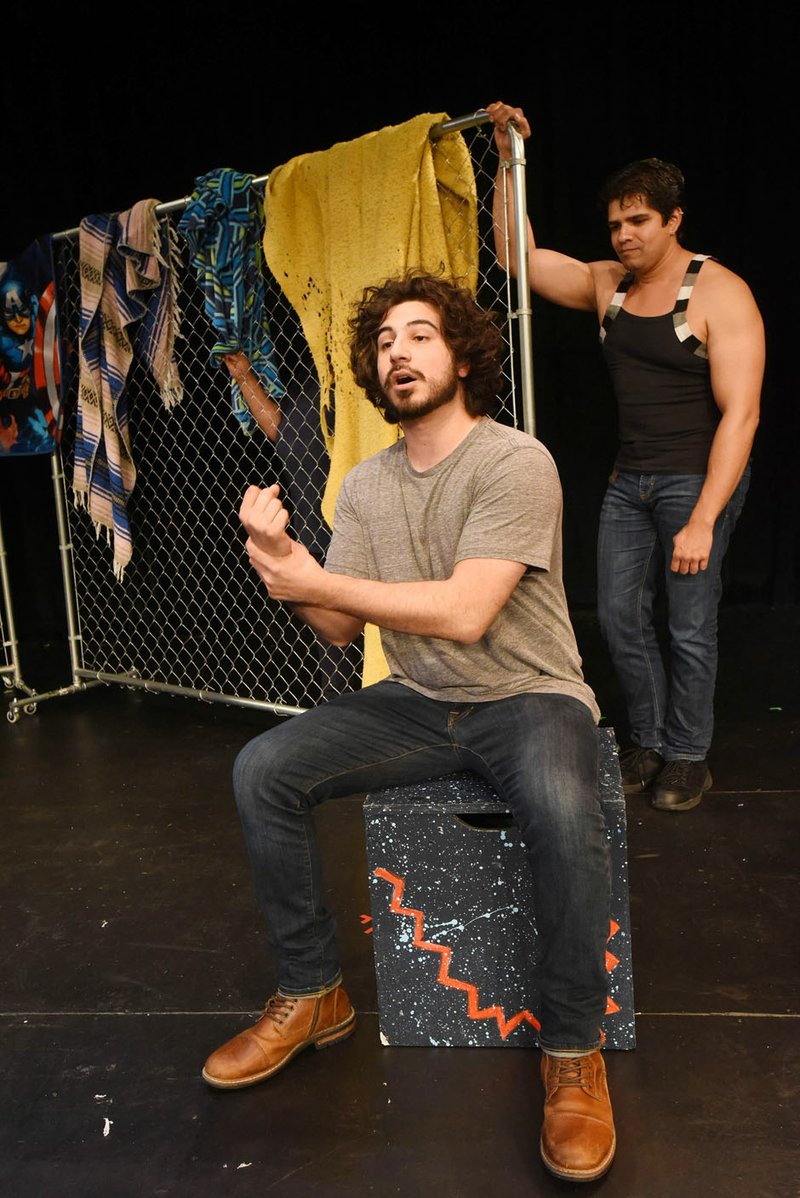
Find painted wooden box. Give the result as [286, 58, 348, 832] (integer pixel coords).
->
[363, 727, 635, 1049]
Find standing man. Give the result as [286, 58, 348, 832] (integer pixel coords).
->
[203, 272, 617, 1184]
[487, 102, 764, 811]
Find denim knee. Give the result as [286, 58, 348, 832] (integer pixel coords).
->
[232, 726, 304, 818]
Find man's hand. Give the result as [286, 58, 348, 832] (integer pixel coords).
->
[485, 101, 531, 159]
[671, 519, 714, 574]
[238, 484, 366, 646]
[245, 535, 326, 603]
[239, 484, 293, 557]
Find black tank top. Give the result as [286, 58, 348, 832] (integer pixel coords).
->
[600, 254, 719, 473]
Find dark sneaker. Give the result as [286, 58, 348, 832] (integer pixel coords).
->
[618, 747, 664, 795]
[651, 759, 712, 812]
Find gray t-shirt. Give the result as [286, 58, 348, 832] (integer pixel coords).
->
[326, 417, 598, 719]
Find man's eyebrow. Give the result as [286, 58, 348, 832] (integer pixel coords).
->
[376, 319, 440, 337]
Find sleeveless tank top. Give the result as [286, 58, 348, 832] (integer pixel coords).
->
[600, 254, 719, 473]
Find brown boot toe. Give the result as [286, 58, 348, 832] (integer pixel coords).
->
[540, 1050, 616, 1182]
[202, 984, 356, 1089]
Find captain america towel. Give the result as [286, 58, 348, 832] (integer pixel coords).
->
[0, 236, 63, 456]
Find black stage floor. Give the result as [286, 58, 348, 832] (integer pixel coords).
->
[2, 604, 798, 1197]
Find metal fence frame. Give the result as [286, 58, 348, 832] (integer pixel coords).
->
[1, 505, 38, 719]
[6, 113, 532, 724]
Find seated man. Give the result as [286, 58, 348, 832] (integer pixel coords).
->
[203, 272, 616, 1184]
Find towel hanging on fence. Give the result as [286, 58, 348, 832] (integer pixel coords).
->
[1, 235, 63, 456]
[262, 111, 479, 529]
[74, 199, 183, 579]
[263, 111, 478, 687]
[177, 168, 284, 429]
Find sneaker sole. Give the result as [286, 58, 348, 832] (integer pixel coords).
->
[202, 1012, 356, 1089]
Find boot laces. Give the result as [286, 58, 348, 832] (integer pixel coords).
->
[550, 1055, 594, 1088]
[263, 994, 297, 1025]
[658, 759, 695, 786]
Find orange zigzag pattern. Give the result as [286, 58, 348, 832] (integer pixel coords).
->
[374, 867, 541, 1040]
[374, 868, 623, 1034]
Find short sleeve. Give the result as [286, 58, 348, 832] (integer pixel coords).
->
[455, 445, 561, 571]
[324, 474, 371, 578]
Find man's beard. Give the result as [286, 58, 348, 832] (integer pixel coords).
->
[379, 367, 461, 425]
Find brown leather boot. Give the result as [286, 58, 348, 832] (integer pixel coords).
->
[202, 985, 356, 1089]
[540, 1050, 616, 1182]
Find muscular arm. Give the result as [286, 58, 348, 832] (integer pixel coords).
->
[485, 101, 620, 313]
[671, 270, 764, 574]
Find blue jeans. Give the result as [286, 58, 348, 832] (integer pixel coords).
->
[597, 467, 750, 760]
[233, 681, 611, 1052]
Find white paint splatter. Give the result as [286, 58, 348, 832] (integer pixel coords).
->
[102, 1118, 113, 1137]
[237, 1163, 252, 1170]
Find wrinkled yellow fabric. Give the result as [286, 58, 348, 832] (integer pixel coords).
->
[263, 112, 479, 686]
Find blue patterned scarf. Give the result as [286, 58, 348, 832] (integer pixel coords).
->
[178, 169, 283, 430]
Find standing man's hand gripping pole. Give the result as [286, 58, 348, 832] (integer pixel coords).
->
[485, 102, 601, 311]
[485, 102, 532, 279]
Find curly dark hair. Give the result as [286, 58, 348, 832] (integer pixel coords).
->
[349, 271, 504, 422]
[598, 157, 686, 240]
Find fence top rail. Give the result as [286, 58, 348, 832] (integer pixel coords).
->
[51, 111, 494, 244]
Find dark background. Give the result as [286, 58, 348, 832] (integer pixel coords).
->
[2, 4, 797, 670]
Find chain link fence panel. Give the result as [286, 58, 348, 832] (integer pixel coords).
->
[52, 120, 526, 715]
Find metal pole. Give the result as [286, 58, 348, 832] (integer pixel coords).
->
[50, 446, 86, 682]
[0, 506, 34, 698]
[507, 123, 535, 436]
[52, 176, 272, 243]
[73, 667, 306, 718]
[6, 446, 97, 722]
[431, 110, 535, 436]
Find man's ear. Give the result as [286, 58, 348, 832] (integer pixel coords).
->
[457, 362, 470, 378]
[668, 207, 684, 235]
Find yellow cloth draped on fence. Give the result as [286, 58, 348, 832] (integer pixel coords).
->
[263, 112, 478, 686]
